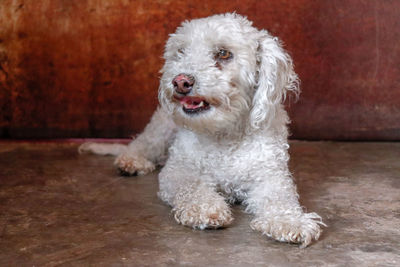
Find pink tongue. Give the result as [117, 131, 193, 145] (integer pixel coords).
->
[180, 97, 203, 109]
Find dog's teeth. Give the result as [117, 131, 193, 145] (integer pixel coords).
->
[183, 100, 205, 109]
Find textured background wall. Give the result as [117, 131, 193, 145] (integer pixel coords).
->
[0, 0, 399, 140]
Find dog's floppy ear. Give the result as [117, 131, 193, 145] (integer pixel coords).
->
[249, 31, 299, 130]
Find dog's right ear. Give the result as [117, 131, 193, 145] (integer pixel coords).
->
[249, 31, 299, 131]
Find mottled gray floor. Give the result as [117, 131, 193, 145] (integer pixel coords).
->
[0, 141, 399, 266]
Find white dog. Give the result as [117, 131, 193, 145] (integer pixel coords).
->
[80, 13, 325, 247]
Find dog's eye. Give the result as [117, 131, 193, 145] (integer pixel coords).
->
[177, 48, 185, 55]
[216, 49, 233, 61]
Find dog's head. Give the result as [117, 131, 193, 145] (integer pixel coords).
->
[159, 13, 299, 137]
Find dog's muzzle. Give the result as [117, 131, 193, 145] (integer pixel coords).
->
[172, 73, 211, 115]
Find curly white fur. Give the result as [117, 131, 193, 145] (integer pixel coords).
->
[79, 13, 325, 247]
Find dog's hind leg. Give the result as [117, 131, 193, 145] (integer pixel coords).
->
[78, 143, 128, 156]
[114, 107, 177, 175]
[80, 107, 177, 176]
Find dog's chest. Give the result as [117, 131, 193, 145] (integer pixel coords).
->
[173, 130, 270, 184]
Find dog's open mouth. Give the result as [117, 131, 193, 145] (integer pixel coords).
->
[174, 95, 210, 114]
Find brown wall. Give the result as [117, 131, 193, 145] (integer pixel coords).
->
[1, 0, 399, 140]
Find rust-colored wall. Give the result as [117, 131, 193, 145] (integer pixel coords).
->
[1, 0, 399, 140]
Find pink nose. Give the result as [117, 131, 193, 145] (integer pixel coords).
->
[172, 73, 195, 95]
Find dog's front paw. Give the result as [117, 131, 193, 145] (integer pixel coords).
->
[172, 200, 233, 229]
[251, 212, 325, 248]
[114, 153, 155, 176]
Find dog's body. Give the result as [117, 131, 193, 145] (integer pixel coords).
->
[80, 13, 325, 247]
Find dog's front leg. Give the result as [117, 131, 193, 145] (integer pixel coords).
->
[115, 107, 177, 175]
[245, 171, 325, 247]
[157, 165, 233, 229]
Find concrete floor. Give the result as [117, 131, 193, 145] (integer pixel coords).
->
[0, 141, 399, 266]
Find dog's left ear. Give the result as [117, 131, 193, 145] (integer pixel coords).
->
[249, 31, 299, 130]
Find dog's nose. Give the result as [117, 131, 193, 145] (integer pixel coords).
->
[172, 73, 195, 95]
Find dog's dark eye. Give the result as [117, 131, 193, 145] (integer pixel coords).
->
[216, 49, 233, 61]
[177, 48, 185, 55]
